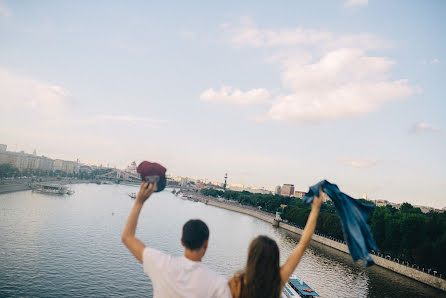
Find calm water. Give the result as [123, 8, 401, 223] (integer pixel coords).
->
[0, 184, 444, 298]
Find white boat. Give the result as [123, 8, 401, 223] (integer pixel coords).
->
[33, 184, 74, 195]
[128, 192, 137, 199]
[282, 275, 319, 298]
[177, 193, 187, 200]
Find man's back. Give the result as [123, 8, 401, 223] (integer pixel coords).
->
[143, 247, 231, 298]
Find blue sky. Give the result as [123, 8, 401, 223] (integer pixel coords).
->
[0, 0, 445, 208]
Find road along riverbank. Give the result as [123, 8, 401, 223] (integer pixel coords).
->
[192, 195, 446, 292]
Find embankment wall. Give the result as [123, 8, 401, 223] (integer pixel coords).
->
[0, 184, 31, 194]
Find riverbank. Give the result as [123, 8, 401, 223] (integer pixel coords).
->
[180, 190, 446, 292]
[0, 183, 31, 194]
[0, 179, 92, 195]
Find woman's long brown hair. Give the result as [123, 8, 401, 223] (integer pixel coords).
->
[241, 235, 281, 298]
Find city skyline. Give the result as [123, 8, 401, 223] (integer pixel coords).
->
[1, 141, 444, 211]
[1, 1, 445, 208]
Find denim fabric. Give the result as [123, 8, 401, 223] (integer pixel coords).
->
[303, 180, 379, 267]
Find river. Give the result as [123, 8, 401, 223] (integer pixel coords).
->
[0, 184, 443, 297]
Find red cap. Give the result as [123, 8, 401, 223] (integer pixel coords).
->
[136, 161, 166, 180]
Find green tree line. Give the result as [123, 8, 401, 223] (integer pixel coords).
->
[201, 188, 446, 275]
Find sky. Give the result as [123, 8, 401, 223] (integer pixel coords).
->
[0, 0, 445, 208]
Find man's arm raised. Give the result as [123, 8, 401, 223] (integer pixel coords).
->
[122, 182, 157, 263]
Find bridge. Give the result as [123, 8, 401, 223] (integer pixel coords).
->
[94, 170, 179, 187]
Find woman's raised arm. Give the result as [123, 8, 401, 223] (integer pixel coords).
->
[280, 189, 323, 285]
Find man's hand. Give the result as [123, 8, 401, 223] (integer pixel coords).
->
[136, 181, 157, 204]
[122, 181, 157, 263]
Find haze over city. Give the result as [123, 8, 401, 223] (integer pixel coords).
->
[1, 1, 445, 208]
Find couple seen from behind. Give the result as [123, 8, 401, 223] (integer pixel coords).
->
[122, 181, 323, 298]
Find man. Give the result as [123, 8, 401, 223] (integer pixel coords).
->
[122, 182, 231, 298]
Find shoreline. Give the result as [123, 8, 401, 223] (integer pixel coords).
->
[181, 190, 446, 292]
[0, 183, 31, 194]
[0, 179, 93, 195]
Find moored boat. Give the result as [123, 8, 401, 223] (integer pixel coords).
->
[282, 275, 319, 298]
[128, 192, 137, 199]
[33, 184, 74, 195]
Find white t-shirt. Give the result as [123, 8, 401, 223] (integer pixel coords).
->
[143, 247, 231, 298]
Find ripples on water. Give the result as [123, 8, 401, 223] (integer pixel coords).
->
[0, 184, 443, 297]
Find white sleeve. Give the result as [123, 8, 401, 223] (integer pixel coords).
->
[142, 247, 170, 279]
[213, 276, 232, 298]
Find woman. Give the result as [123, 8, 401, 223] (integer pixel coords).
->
[229, 188, 324, 298]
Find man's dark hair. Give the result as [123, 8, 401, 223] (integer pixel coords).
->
[182, 219, 209, 250]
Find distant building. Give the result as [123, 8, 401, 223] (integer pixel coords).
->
[180, 177, 189, 188]
[413, 204, 445, 214]
[0, 148, 55, 172]
[37, 156, 54, 171]
[374, 200, 400, 209]
[195, 183, 205, 189]
[126, 161, 137, 174]
[166, 178, 179, 187]
[374, 200, 389, 207]
[250, 188, 272, 195]
[79, 165, 93, 173]
[0, 151, 15, 165]
[0, 151, 39, 171]
[280, 184, 295, 197]
[53, 159, 79, 174]
[0, 144, 6, 152]
[274, 185, 281, 195]
[228, 184, 245, 192]
[292, 191, 305, 199]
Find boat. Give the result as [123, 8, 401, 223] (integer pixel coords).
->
[33, 184, 74, 195]
[128, 192, 137, 199]
[282, 275, 319, 298]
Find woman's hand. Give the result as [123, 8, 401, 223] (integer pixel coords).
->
[136, 181, 157, 204]
[312, 187, 324, 210]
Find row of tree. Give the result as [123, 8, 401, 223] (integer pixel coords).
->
[0, 164, 20, 178]
[201, 188, 446, 275]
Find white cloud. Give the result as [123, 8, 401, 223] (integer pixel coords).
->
[0, 68, 69, 113]
[344, 0, 368, 7]
[410, 122, 440, 134]
[430, 58, 440, 64]
[340, 159, 376, 168]
[422, 58, 440, 65]
[204, 19, 416, 124]
[268, 49, 414, 123]
[0, 1, 11, 17]
[226, 18, 388, 50]
[200, 86, 270, 105]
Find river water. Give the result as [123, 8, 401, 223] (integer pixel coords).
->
[0, 184, 443, 297]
